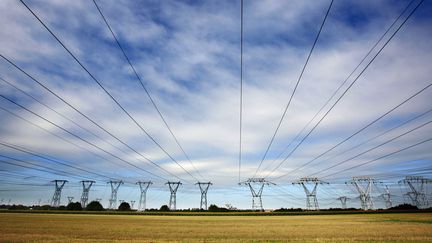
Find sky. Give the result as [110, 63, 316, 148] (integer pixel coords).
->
[0, 0, 431, 210]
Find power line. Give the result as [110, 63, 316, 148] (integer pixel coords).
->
[0, 104, 137, 175]
[308, 118, 432, 177]
[0, 76, 129, 157]
[0, 155, 87, 181]
[254, 0, 334, 177]
[322, 137, 432, 179]
[263, 0, 425, 179]
[238, 0, 244, 183]
[0, 55, 187, 183]
[274, 82, 432, 179]
[260, 0, 417, 173]
[19, 0, 198, 182]
[92, 0, 203, 179]
[315, 107, 432, 166]
[0, 93, 169, 181]
[0, 142, 120, 181]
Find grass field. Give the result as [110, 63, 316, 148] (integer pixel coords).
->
[0, 212, 431, 242]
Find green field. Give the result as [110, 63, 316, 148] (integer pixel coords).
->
[0, 212, 431, 242]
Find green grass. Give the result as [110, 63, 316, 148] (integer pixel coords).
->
[0, 212, 431, 242]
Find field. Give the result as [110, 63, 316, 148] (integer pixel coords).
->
[0, 212, 431, 242]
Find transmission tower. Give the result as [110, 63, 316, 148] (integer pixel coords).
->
[196, 182, 212, 210]
[67, 196, 74, 204]
[166, 181, 182, 210]
[137, 181, 152, 211]
[80, 180, 95, 208]
[381, 185, 393, 209]
[346, 177, 377, 210]
[337, 196, 349, 209]
[240, 178, 275, 211]
[51, 180, 68, 207]
[399, 176, 432, 209]
[130, 200, 135, 209]
[293, 177, 328, 210]
[108, 180, 123, 209]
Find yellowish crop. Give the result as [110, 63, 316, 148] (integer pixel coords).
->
[0, 213, 431, 242]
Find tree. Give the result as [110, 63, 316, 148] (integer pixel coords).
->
[66, 202, 82, 211]
[86, 201, 104, 211]
[208, 204, 229, 212]
[159, 205, 170, 211]
[118, 202, 131, 211]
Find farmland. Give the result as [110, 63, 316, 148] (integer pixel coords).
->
[0, 212, 431, 242]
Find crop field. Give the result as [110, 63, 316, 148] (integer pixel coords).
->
[0, 212, 431, 242]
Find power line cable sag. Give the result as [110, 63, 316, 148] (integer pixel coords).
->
[0, 55, 187, 183]
[263, 0, 425, 179]
[0, 76, 130, 157]
[307, 118, 432, 177]
[92, 0, 203, 179]
[259, 0, 417, 173]
[19, 0, 198, 182]
[321, 137, 432, 179]
[254, 0, 334, 177]
[0, 94, 170, 181]
[274, 81, 432, 180]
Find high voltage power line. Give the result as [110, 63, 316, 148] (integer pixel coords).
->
[263, 0, 425, 179]
[0, 55, 188, 182]
[273, 82, 432, 180]
[307, 119, 432, 177]
[0, 94, 171, 181]
[254, 0, 334, 177]
[259, 0, 418, 173]
[91, 0, 203, 180]
[19, 0, 198, 182]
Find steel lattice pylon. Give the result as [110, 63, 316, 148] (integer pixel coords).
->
[166, 181, 182, 210]
[240, 178, 274, 211]
[80, 180, 95, 208]
[346, 177, 377, 210]
[337, 196, 349, 209]
[108, 181, 123, 209]
[137, 181, 152, 211]
[293, 177, 328, 210]
[51, 180, 68, 207]
[399, 176, 431, 209]
[381, 185, 393, 209]
[196, 182, 212, 210]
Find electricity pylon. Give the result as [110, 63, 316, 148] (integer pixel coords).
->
[130, 201, 135, 209]
[108, 180, 123, 209]
[399, 176, 432, 209]
[293, 177, 328, 210]
[67, 196, 74, 204]
[346, 177, 377, 210]
[337, 196, 349, 209]
[137, 181, 152, 211]
[166, 181, 182, 210]
[381, 185, 393, 209]
[80, 180, 95, 208]
[240, 178, 275, 211]
[51, 180, 68, 207]
[196, 182, 212, 210]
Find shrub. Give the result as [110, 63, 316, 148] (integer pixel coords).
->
[118, 202, 131, 211]
[86, 201, 104, 211]
[159, 205, 170, 211]
[66, 202, 82, 211]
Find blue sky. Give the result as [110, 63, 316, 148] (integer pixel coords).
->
[0, 0, 431, 209]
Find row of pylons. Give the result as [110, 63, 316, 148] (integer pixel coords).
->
[51, 180, 212, 211]
[50, 176, 431, 211]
